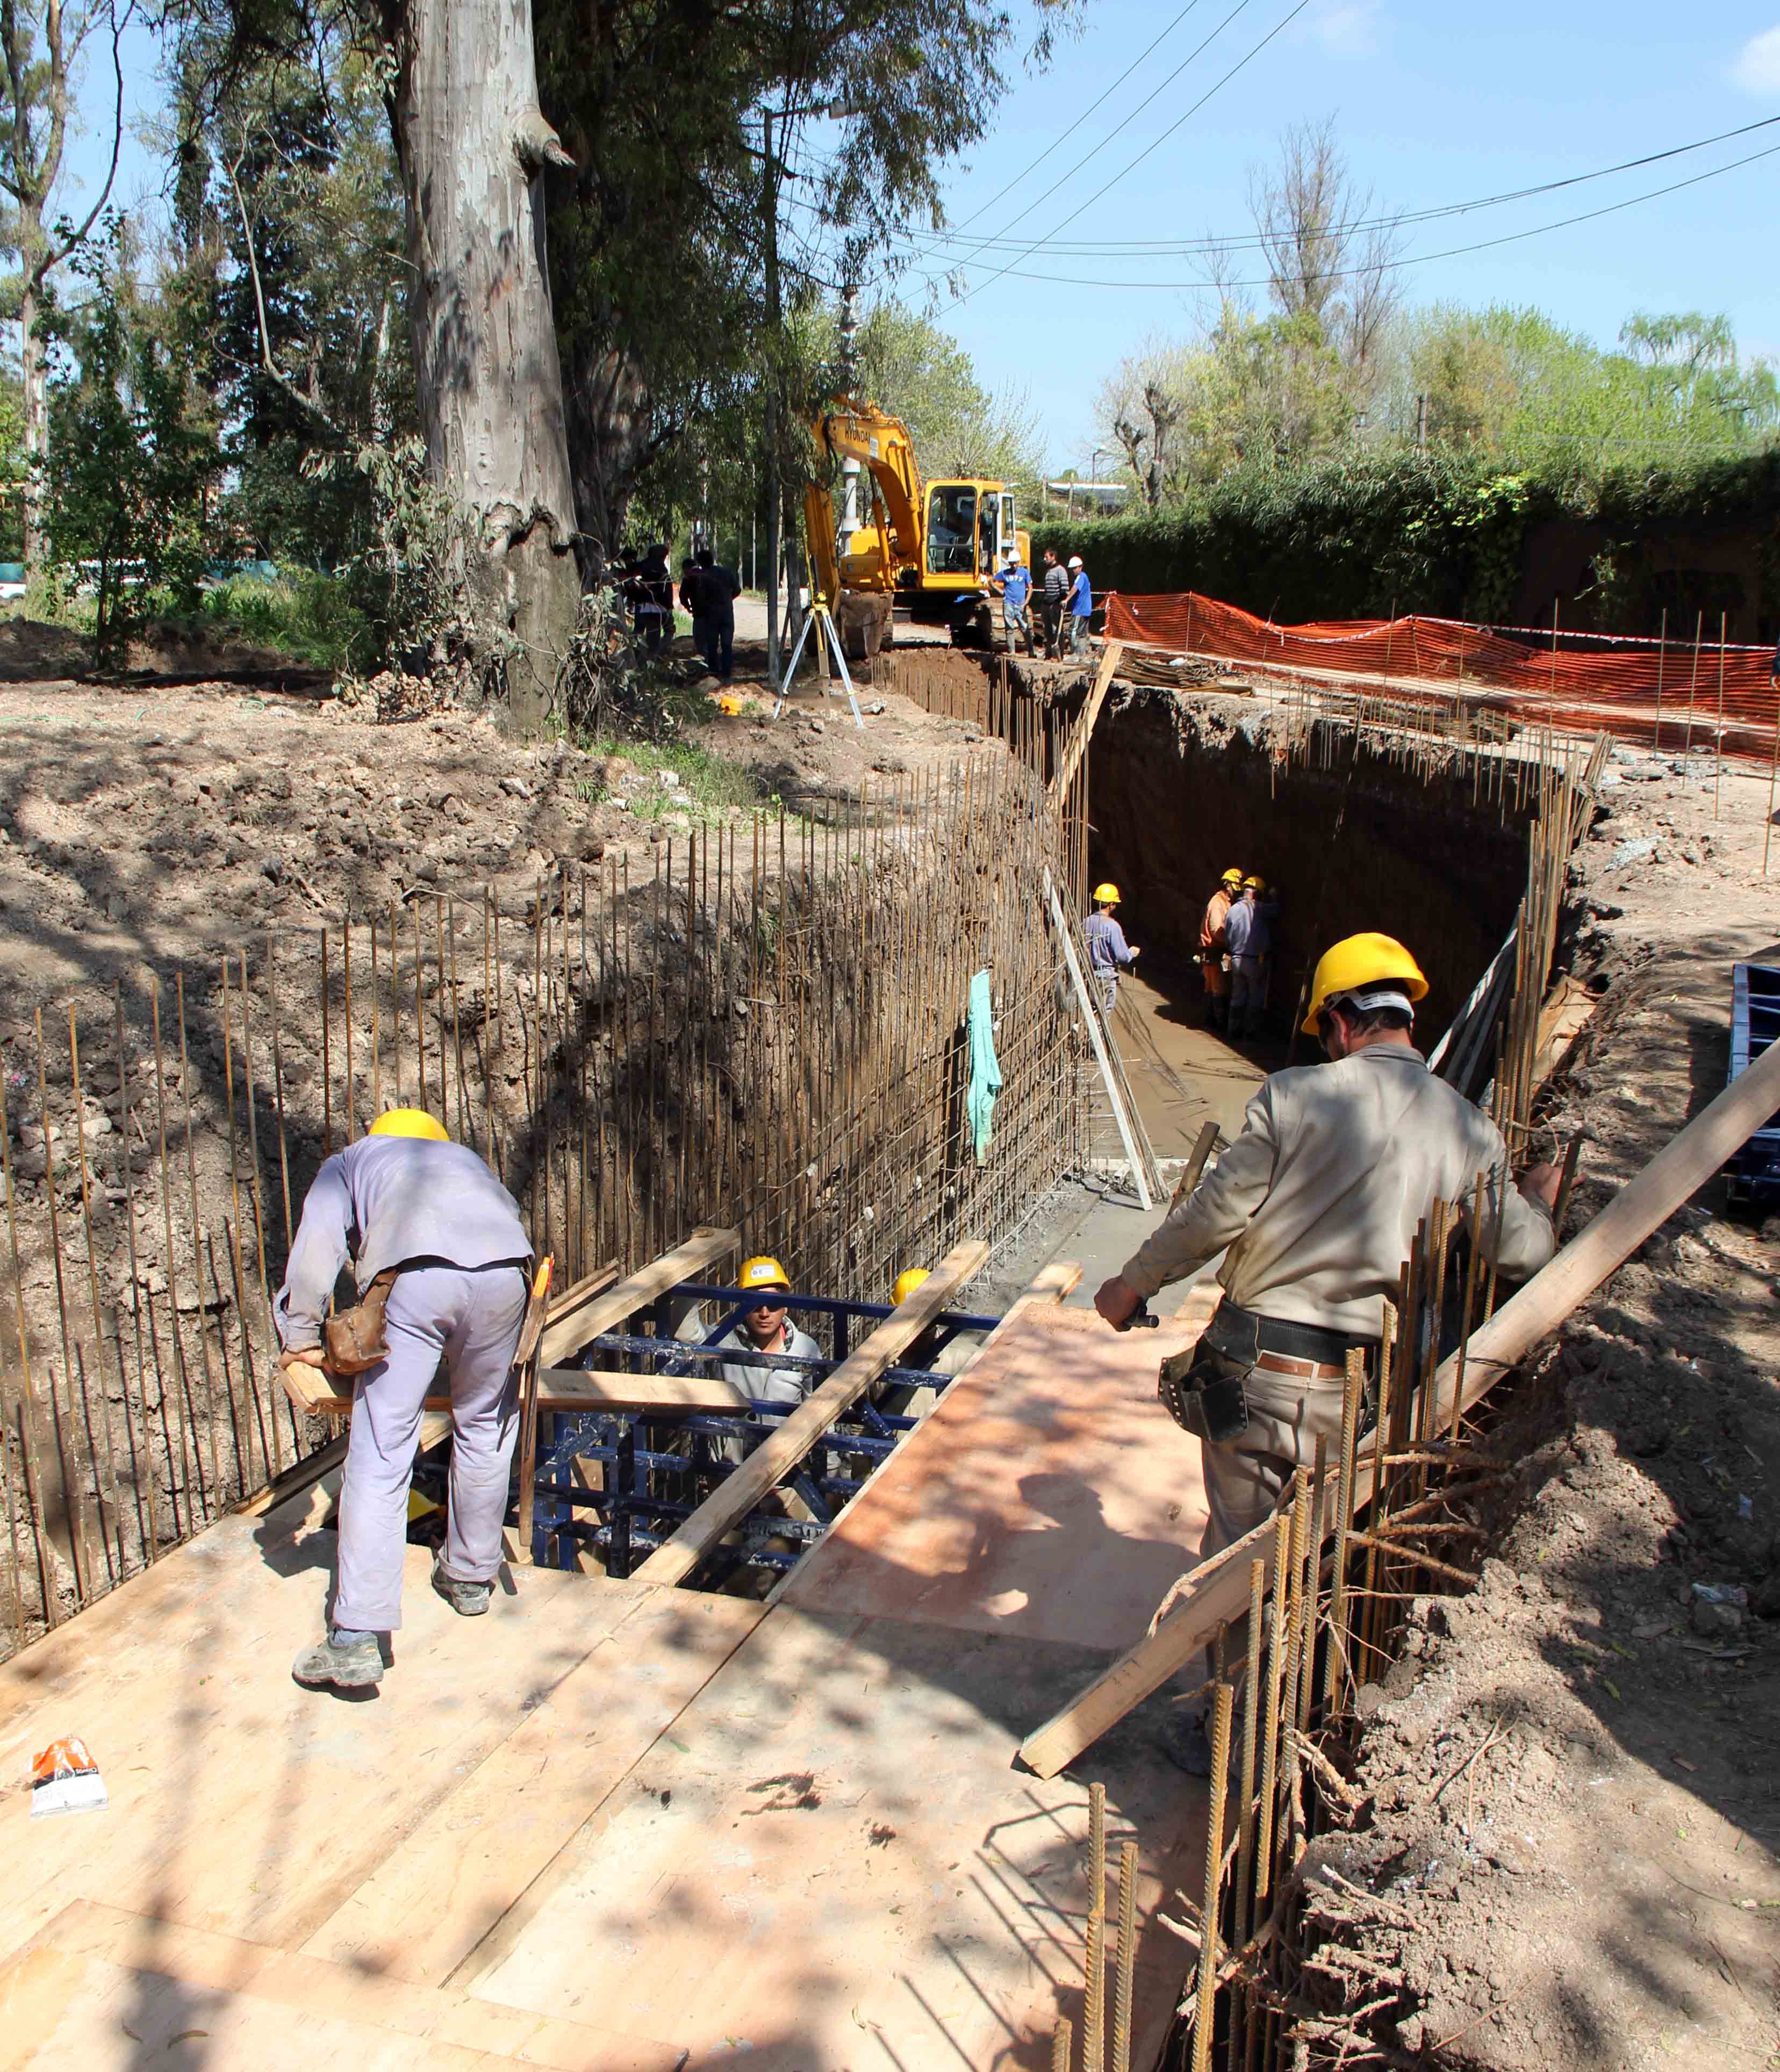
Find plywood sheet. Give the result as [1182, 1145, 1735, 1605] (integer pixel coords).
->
[462, 1603, 1206, 2072]
[0, 1508, 747, 1975]
[778, 1299, 1214, 1651]
[1, 1901, 686, 2071]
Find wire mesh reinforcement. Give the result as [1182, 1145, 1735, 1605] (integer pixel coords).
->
[0, 752, 1081, 1658]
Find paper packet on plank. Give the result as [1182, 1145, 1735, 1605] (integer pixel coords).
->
[30, 1735, 107, 1818]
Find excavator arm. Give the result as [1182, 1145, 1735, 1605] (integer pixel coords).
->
[813, 399, 924, 573]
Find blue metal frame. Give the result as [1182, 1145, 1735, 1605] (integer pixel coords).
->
[1728, 962, 1780, 1205]
[523, 1277, 984, 1581]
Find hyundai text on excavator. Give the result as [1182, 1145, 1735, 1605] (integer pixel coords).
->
[802, 397, 1032, 649]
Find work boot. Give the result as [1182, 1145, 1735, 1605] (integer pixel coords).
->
[432, 1556, 492, 1617]
[292, 1630, 384, 1689]
[1161, 1707, 1214, 1776]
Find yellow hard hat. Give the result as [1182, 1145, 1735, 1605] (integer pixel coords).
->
[1220, 867, 1244, 887]
[738, 1255, 791, 1296]
[892, 1268, 931, 1307]
[1092, 882, 1121, 904]
[1243, 875, 1266, 892]
[1302, 933, 1429, 1034]
[369, 1107, 448, 1142]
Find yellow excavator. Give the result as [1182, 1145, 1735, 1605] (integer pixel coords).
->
[802, 398, 1032, 648]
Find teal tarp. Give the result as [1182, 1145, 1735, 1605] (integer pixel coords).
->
[966, 969, 1002, 1165]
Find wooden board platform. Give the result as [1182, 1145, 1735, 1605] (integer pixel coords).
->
[0, 1286, 1218, 2071]
[778, 1296, 1216, 1651]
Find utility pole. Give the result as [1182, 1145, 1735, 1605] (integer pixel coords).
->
[1415, 392, 1427, 452]
[762, 107, 782, 690]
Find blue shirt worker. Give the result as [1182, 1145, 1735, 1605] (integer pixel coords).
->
[992, 549, 1035, 656]
[276, 1109, 534, 1692]
[1066, 556, 1093, 657]
[1084, 881, 1139, 1012]
[1224, 875, 1281, 1039]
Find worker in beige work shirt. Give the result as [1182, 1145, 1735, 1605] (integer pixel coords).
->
[1094, 932, 1559, 1771]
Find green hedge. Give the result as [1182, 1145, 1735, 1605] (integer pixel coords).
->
[1031, 448, 1780, 631]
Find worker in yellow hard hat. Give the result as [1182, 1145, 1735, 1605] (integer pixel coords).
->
[278, 1102, 533, 1694]
[1094, 929, 1559, 1777]
[1199, 869, 1245, 1032]
[882, 1266, 984, 1413]
[1224, 874, 1282, 1042]
[715, 1254, 823, 1415]
[368, 1106, 450, 1141]
[1085, 881, 1139, 1014]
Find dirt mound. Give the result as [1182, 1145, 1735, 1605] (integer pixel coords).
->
[0, 617, 92, 681]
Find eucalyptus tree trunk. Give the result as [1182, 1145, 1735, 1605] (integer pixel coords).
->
[385, 0, 580, 735]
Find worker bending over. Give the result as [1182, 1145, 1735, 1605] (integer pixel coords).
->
[1224, 875, 1280, 1039]
[1200, 867, 1242, 1031]
[277, 1109, 533, 1692]
[1094, 934, 1558, 1769]
[1085, 882, 1139, 1012]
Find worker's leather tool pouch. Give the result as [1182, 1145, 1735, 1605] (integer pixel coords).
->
[322, 1268, 402, 1377]
[1157, 1301, 1257, 1445]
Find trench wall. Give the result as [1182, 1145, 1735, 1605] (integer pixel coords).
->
[1086, 687, 1535, 1039]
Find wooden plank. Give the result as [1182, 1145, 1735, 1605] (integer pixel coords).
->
[2, 1901, 688, 2071]
[1047, 638, 1124, 803]
[1017, 1031, 1780, 1778]
[1046, 867, 1154, 1210]
[536, 1368, 751, 1415]
[631, 1239, 990, 1589]
[536, 1226, 738, 1369]
[304, 1591, 764, 1988]
[458, 1603, 1200, 2072]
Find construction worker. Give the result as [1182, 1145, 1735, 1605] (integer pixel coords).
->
[716, 1255, 823, 1411]
[991, 548, 1035, 656]
[891, 1268, 990, 1384]
[1084, 882, 1139, 1012]
[1200, 868, 1243, 1031]
[1065, 555, 1093, 657]
[1224, 875, 1280, 1040]
[1040, 548, 1071, 657]
[277, 1108, 534, 1692]
[1092, 933, 1559, 1771]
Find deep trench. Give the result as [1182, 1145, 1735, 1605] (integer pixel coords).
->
[1079, 682, 1536, 1052]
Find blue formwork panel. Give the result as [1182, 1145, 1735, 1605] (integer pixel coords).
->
[1728, 962, 1780, 1205]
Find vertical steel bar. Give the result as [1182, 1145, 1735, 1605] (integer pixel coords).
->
[1191, 1682, 1234, 2072]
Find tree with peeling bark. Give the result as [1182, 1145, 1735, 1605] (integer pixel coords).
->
[0, 0, 134, 571]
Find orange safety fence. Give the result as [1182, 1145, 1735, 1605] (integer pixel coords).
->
[1104, 590, 1780, 766]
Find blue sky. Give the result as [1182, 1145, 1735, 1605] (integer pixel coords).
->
[895, 0, 1780, 470]
[58, 2, 1780, 479]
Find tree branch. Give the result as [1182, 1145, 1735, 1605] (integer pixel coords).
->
[224, 147, 345, 441]
[38, 0, 135, 285]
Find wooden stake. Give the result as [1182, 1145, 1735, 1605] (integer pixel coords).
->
[1713, 610, 1727, 818]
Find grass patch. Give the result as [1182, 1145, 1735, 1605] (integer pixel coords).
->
[198, 567, 369, 672]
[576, 735, 767, 826]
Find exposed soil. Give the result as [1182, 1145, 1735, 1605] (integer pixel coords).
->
[1302, 748, 1780, 2068]
[0, 641, 987, 1004]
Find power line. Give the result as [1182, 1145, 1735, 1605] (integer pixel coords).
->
[929, 136, 1780, 292]
[947, 0, 1213, 235]
[946, 0, 1315, 311]
[939, 0, 1266, 297]
[910, 112, 1780, 258]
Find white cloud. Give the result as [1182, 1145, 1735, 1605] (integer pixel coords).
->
[1309, 1, 1383, 58]
[1731, 25, 1780, 96]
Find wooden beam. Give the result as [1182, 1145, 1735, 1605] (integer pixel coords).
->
[536, 1226, 739, 1368]
[1048, 640, 1124, 803]
[633, 1238, 991, 1588]
[1016, 1032, 1780, 1778]
[536, 1368, 752, 1415]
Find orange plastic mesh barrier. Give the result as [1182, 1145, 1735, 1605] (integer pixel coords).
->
[1104, 591, 1780, 765]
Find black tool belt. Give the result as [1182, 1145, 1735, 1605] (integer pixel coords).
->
[1158, 1299, 1380, 1447]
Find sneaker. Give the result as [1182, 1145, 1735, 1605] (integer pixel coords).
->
[1161, 1707, 1213, 1776]
[292, 1632, 384, 1689]
[432, 1557, 492, 1617]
